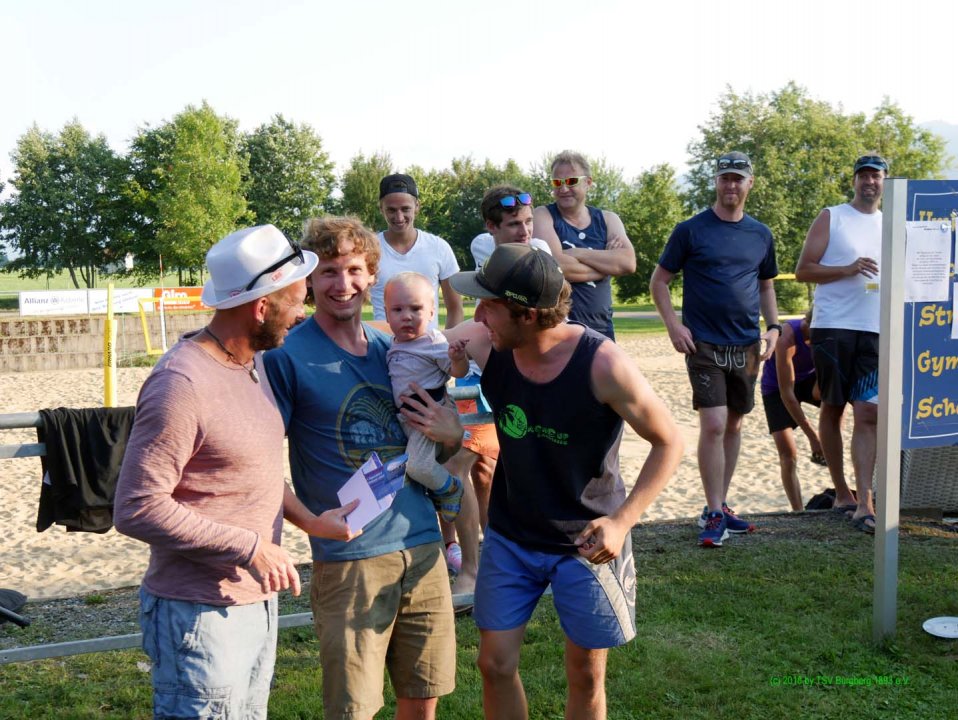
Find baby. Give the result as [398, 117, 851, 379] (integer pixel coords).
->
[384, 271, 468, 521]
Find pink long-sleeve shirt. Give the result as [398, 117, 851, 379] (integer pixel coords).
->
[114, 335, 285, 606]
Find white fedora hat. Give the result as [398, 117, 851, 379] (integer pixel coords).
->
[201, 225, 318, 310]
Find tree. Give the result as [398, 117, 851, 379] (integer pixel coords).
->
[0, 121, 129, 288]
[338, 152, 394, 231]
[686, 83, 950, 281]
[615, 164, 686, 302]
[127, 102, 248, 283]
[243, 115, 335, 240]
[857, 100, 948, 179]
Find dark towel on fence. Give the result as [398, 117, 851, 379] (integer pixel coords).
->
[36, 406, 136, 533]
[0, 589, 27, 626]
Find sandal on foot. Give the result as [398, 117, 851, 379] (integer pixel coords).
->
[832, 503, 857, 516]
[851, 514, 876, 534]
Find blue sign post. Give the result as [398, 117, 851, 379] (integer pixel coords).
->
[901, 181, 958, 448]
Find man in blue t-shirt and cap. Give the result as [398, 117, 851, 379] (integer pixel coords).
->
[651, 151, 781, 548]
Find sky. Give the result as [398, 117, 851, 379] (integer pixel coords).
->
[2, 0, 956, 185]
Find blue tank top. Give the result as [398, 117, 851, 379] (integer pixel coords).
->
[547, 203, 614, 339]
[760, 318, 816, 395]
[481, 325, 625, 553]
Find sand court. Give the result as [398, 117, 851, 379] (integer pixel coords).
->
[0, 334, 835, 600]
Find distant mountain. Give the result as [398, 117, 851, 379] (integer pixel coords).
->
[921, 121, 958, 179]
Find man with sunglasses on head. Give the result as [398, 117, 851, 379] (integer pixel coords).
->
[444, 186, 555, 596]
[370, 173, 464, 330]
[115, 225, 359, 718]
[532, 150, 636, 340]
[794, 154, 887, 534]
[651, 151, 781, 548]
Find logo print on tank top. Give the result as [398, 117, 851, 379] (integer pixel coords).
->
[498, 404, 529, 439]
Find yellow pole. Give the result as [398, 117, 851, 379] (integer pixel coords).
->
[103, 283, 117, 407]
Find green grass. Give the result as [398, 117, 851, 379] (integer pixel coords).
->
[2, 513, 956, 719]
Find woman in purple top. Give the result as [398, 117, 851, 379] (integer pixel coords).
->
[760, 308, 826, 510]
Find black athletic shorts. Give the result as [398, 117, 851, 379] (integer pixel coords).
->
[810, 328, 879, 406]
[762, 375, 820, 434]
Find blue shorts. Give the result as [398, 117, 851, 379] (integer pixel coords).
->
[474, 528, 636, 649]
[139, 588, 278, 719]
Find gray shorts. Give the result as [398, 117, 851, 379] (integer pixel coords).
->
[685, 340, 761, 414]
[139, 588, 277, 719]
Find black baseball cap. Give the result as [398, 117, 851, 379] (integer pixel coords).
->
[379, 173, 419, 199]
[853, 155, 889, 174]
[715, 151, 753, 177]
[449, 244, 564, 309]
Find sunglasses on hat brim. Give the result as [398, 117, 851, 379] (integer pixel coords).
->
[854, 155, 888, 172]
[716, 159, 752, 172]
[244, 237, 306, 292]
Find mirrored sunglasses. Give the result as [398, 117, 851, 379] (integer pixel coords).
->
[498, 193, 533, 208]
[551, 176, 588, 188]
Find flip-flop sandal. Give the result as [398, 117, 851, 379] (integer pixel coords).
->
[832, 503, 857, 516]
[851, 514, 876, 534]
[810, 452, 827, 466]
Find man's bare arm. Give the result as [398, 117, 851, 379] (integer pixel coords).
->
[282, 484, 360, 542]
[440, 278, 464, 328]
[562, 211, 636, 277]
[774, 326, 821, 450]
[759, 278, 780, 361]
[399, 381, 464, 462]
[795, 209, 878, 284]
[532, 206, 605, 282]
[573, 342, 684, 564]
[650, 264, 695, 354]
[444, 319, 492, 371]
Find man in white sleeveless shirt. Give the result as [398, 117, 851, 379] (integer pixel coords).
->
[795, 154, 887, 533]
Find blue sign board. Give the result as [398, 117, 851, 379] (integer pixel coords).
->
[901, 180, 958, 448]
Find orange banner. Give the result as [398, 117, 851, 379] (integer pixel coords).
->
[153, 287, 207, 310]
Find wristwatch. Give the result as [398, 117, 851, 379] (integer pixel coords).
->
[766, 323, 783, 334]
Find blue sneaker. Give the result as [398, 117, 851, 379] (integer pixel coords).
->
[721, 503, 756, 534]
[698, 510, 729, 548]
[697, 504, 755, 534]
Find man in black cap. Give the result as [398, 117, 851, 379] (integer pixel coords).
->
[650, 151, 781, 548]
[795, 154, 887, 533]
[369, 172, 463, 329]
[447, 244, 682, 719]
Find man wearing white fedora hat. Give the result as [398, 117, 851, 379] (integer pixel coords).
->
[115, 224, 361, 719]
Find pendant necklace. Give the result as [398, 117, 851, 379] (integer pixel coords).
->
[204, 327, 260, 383]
